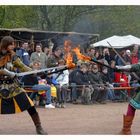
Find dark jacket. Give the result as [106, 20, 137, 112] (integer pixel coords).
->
[69, 68, 80, 83]
[88, 72, 103, 85]
[47, 54, 61, 68]
[16, 48, 30, 66]
[21, 74, 38, 86]
[108, 69, 115, 83]
[100, 72, 111, 84]
[46, 76, 54, 85]
[73, 70, 90, 85]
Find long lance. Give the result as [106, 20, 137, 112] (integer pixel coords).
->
[107, 41, 140, 80]
[90, 58, 117, 71]
[72, 47, 118, 71]
[16, 65, 67, 77]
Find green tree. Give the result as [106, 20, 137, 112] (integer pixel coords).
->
[1, 6, 140, 39]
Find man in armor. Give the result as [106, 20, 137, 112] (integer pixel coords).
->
[116, 64, 140, 134]
[0, 36, 46, 134]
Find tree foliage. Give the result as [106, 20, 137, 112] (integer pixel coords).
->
[0, 6, 140, 39]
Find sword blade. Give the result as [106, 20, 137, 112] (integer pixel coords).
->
[16, 65, 67, 77]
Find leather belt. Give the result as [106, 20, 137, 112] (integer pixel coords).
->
[0, 79, 14, 84]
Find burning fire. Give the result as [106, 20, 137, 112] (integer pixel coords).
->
[64, 40, 72, 53]
[72, 46, 91, 62]
[65, 52, 75, 68]
[64, 41, 92, 68]
[64, 41, 112, 71]
[64, 40, 75, 69]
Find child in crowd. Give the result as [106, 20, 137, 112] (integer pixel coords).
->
[52, 59, 69, 108]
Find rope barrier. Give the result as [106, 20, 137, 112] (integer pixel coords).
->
[23, 83, 137, 93]
[22, 80, 139, 88]
[71, 80, 138, 86]
[24, 87, 134, 93]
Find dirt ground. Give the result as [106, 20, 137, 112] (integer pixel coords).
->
[0, 102, 140, 135]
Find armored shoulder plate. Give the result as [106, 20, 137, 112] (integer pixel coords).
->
[12, 56, 32, 72]
[12, 55, 20, 62]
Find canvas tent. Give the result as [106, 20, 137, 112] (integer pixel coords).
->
[92, 35, 140, 49]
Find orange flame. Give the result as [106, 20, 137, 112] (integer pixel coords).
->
[65, 52, 75, 68]
[64, 40, 75, 69]
[72, 46, 91, 62]
[64, 40, 72, 53]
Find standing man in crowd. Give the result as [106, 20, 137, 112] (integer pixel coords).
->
[16, 42, 30, 66]
[30, 43, 48, 69]
[47, 47, 63, 68]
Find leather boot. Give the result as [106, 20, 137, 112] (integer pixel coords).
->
[119, 114, 134, 135]
[31, 112, 48, 135]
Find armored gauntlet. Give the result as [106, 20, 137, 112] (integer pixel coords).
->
[115, 65, 132, 72]
[13, 57, 32, 72]
[0, 68, 16, 78]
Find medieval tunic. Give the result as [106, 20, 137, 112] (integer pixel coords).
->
[0, 53, 34, 114]
[129, 63, 140, 109]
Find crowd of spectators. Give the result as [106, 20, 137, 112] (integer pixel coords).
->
[15, 41, 140, 108]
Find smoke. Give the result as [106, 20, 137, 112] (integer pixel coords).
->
[56, 16, 95, 48]
[58, 34, 90, 47]
[73, 16, 94, 33]
[47, 16, 99, 49]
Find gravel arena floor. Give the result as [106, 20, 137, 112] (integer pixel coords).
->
[0, 102, 140, 135]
